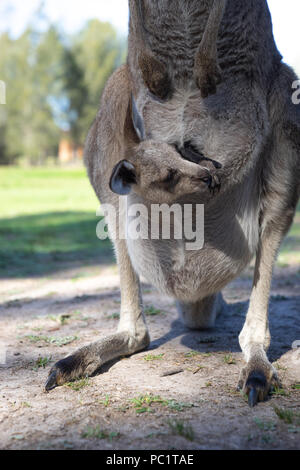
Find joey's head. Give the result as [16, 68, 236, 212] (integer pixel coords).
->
[109, 96, 214, 204]
[110, 140, 215, 204]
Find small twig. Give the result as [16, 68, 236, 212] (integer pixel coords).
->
[160, 368, 184, 377]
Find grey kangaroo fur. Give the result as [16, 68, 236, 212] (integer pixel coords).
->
[132, 0, 226, 100]
[109, 96, 221, 202]
[46, 0, 300, 407]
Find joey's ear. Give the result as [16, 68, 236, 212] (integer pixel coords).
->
[131, 94, 145, 141]
[109, 160, 137, 195]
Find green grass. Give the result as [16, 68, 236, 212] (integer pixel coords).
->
[145, 306, 164, 316]
[270, 386, 289, 397]
[32, 356, 52, 371]
[0, 167, 299, 278]
[130, 393, 194, 415]
[0, 167, 113, 277]
[131, 394, 168, 414]
[167, 400, 194, 412]
[143, 353, 164, 361]
[66, 378, 90, 391]
[98, 395, 110, 407]
[185, 350, 200, 358]
[274, 407, 295, 425]
[81, 426, 120, 440]
[254, 418, 276, 432]
[0, 167, 98, 217]
[224, 354, 236, 365]
[278, 211, 300, 265]
[168, 419, 195, 442]
[24, 334, 78, 346]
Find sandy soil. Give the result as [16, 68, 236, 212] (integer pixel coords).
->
[0, 263, 299, 450]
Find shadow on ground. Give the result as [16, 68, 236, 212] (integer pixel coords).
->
[0, 211, 114, 278]
[130, 294, 300, 363]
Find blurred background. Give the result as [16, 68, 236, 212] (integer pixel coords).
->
[0, 0, 299, 281]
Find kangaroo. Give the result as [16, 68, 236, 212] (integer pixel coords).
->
[46, 0, 300, 407]
[131, 0, 226, 100]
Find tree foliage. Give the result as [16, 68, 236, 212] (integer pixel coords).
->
[0, 20, 126, 164]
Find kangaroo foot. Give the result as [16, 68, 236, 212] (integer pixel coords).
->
[45, 330, 150, 391]
[237, 350, 280, 407]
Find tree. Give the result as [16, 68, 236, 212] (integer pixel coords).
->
[69, 19, 126, 145]
[0, 19, 126, 165]
[0, 28, 63, 164]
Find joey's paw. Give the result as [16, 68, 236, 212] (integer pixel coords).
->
[208, 171, 221, 194]
[196, 60, 222, 99]
[237, 361, 280, 407]
[199, 166, 221, 194]
[45, 354, 87, 391]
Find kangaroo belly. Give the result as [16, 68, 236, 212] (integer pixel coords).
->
[126, 181, 260, 301]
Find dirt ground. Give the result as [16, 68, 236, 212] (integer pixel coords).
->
[0, 261, 299, 450]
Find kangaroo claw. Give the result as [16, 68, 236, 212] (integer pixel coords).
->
[45, 371, 58, 392]
[248, 387, 259, 407]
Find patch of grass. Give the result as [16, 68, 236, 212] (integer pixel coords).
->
[81, 426, 120, 441]
[271, 386, 289, 397]
[131, 394, 168, 414]
[33, 356, 52, 371]
[185, 350, 200, 358]
[145, 306, 164, 316]
[11, 434, 25, 441]
[66, 378, 89, 391]
[0, 167, 113, 278]
[254, 418, 276, 432]
[168, 419, 195, 442]
[274, 362, 287, 371]
[99, 395, 110, 407]
[0, 167, 98, 218]
[105, 312, 120, 320]
[21, 402, 31, 408]
[239, 390, 249, 403]
[224, 354, 236, 365]
[191, 365, 205, 374]
[117, 405, 130, 413]
[71, 272, 91, 282]
[167, 400, 194, 412]
[25, 335, 78, 347]
[72, 310, 82, 317]
[274, 407, 295, 424]
[276, 205, 300, 266]
[62, 441, 75, 449]
[24, 335, 48, 343]
[261, 434, 274, 444]
[143, 289, 153, 294]
[291, 383, 300, 390]
[143, 353, 164, 362]
[48, 314, 72, 325]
